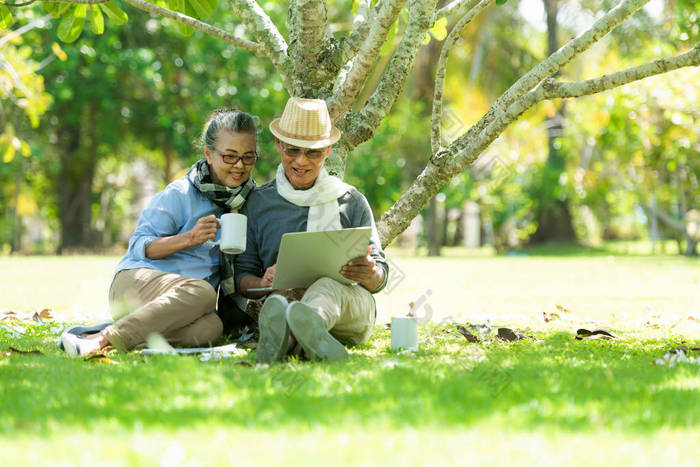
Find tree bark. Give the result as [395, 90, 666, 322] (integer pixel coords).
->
[415, 38, 442, 255]
[531, 0, 577, 243]
[10, 161, 21, 253]
[57, 106, 97, 253]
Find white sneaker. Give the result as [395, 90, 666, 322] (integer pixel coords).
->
[60, 333, 101, 356]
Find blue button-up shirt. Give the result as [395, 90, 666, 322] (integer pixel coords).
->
[113, 176, 225, 289]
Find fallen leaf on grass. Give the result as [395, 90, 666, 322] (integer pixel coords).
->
[575, 328, 617, 340]
[6, 347, 43, 355]
[33, 308, 53, 323]
[543, 312, 560, 322]
[235, 361, 253, 367]
[0, 310, 20, 322]
[0, 308, 54, 323]
[0, 346, 43, 358]
[467, 323, 492, 336]
[497, 328, 534, 342]
[456, 326, 479, 343]
[84, 354, 119, 365]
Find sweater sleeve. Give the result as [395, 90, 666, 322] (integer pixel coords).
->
[344, 189, 390, 294]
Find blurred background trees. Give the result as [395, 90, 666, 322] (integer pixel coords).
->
[1, 0, 698, 255]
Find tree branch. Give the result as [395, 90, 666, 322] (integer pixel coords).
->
[0, 14, 50, 48]
[3, 0, 108, 4]
[431, 0, 493, 153]
[435, 0, 479, 21]
[470, 0, 650, 143]
[330, 0, 373, 69]
[339, 0, 438, 149]
[376, 45, 700, 246]
[539, 43, 700, 100]
[649, 205, 686, 232]
[288, 0, 330, 92]
[119, 0, 262, 55]
[326, 0, 407, 122]
[228, 0, 294, 92]
[1, 0, 38, 7]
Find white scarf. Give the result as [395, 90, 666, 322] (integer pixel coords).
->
[275, 164, 351, 231]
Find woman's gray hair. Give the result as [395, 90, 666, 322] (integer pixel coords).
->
[200, 108, 258, 150]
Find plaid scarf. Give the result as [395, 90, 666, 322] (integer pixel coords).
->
[188, 159, 255, 301]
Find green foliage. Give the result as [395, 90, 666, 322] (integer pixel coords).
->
[559, 68, 700, 242]
[99, 1, 128, 26]
[0, 5, 13, 30]
[89, 5, 104, 35]
[57, 5, 86, 43]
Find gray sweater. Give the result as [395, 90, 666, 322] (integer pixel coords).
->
[234, 179, 389, 293]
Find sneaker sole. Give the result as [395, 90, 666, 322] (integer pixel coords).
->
[286, 302, 348, 361]
[255, 296, 290, 363]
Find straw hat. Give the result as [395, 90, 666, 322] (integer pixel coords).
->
[269, 97, 342, 149]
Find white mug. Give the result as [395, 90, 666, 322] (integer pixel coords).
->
[209, 213, 246, 254]
[391, 316, 418, 351]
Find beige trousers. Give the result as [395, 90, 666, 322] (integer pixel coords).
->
[105, 268, 223, 350]
[298, 277, 376, 345]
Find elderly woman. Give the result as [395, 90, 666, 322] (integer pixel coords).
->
[61, 109, 258, 355]
[235, 97, 389, 362]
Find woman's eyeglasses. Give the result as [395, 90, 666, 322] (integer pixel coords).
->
[212, 149, 258, 166]
[280, 142, 327, 160]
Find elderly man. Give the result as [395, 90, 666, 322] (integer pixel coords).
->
[235, 97, 389, 362]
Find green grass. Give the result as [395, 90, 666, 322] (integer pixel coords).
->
[1, 250, 699, 466]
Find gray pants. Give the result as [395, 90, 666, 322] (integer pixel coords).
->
[299, 277, 377, 345]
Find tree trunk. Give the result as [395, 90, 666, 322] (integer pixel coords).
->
[531, 0, 577, 243]
[415, 38, 442, 255]
[57, 107, 97, 253]
[10, 162, 21, 253]
[426, 196, 442, 256]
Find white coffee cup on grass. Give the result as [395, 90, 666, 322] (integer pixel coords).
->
[391, 316, 418, 351]
[209, 213, 246, 254]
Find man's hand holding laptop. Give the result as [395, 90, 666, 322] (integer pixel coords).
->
[339, 246, 384, 292]
[251, 246, 384, 295]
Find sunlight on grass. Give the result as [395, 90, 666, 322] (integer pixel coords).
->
[1, 251, 699, 465]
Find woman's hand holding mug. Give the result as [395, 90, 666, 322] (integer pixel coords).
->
[189, 215, 219, 246]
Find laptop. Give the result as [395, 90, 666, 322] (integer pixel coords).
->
[247, 227, 372, 292]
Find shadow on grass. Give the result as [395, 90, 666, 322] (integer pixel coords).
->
[1, 331, 699, 435]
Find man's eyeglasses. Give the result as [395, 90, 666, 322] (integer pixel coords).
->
[212, 149, 258, 166]
[280, 142, 328, 160]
